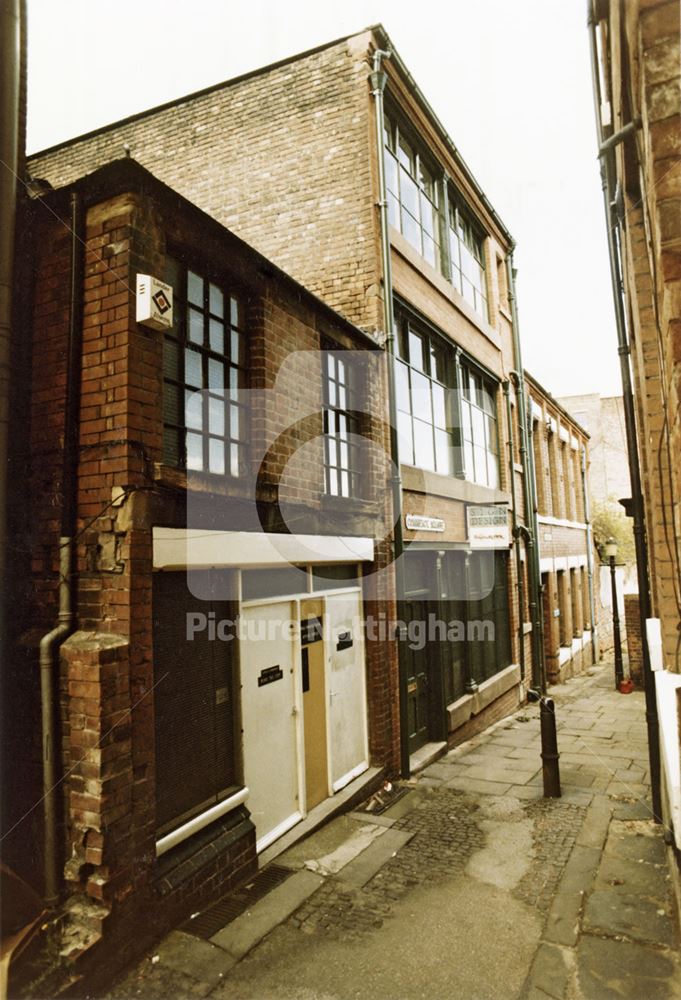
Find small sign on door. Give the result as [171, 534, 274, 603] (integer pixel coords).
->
[258, 665, 284, 687]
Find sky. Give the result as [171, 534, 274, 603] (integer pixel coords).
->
[25, 0, 621, 398]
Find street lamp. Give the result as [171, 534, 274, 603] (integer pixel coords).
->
[604, 537, 624, 689]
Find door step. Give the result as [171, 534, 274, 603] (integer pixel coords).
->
[410, 741, 447, 774]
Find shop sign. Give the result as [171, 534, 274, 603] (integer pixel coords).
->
[467, 505, 510, 549]
[405, 514, 445, 533]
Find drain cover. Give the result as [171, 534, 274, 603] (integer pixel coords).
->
[356, 784, 410, 816]
[182, 864, 294, 939]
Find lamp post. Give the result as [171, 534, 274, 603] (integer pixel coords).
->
[604, 537, 624, 690]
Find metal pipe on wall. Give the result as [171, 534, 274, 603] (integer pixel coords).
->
[0, 0, 21, 674]
[370, 49, 411, 778]
[581, 445, 598, 664]
[38, 191, 85, 904]
[504, 380, 525, 682]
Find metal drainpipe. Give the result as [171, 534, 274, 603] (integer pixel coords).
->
[370, 49, 410, 779]
[0, 0, 20, 674]
[38, 191, 84, 905]
[503, 380, 525, 681]
[587, 3, 662, 822]
[524, 396, 547, 692]
[581, 445, 598, 664]
[506, 256, 545, 693]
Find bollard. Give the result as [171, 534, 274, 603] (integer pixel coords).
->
[540, 697, 561, 798]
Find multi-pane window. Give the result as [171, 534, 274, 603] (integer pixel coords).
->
[162, 259, 246, 476]
[448, 199, 488, 320]
[395, 319, 453, 475]
[384, 114, 441, 270]
[323, 351, 360, 497]
[460, 363, 498, 489]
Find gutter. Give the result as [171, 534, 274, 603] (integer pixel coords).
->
[369, 49, 411, 779]
[581, 445, 598, 665]
[587, 0, 661, 820]
[0, 0, 20, 682]
[38, 191, 84, 905]
[506, 256, 545, 694]
[504, 380, 525, 682]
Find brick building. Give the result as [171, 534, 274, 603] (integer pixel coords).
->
[588, 0, 680, 913]
[27, 24, 541, 761]
[525, 375, 597, 684]
[5, 157, 400, 983]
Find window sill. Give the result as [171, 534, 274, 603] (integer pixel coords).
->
[401, 464, 510, 506]
[320, 494, 380, 516]
[154, 462, 251, 498]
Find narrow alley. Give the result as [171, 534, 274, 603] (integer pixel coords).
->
[105, 662, 680, 1000]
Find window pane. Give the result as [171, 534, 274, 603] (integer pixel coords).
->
[472, 406, 485, 445]
[400, 170, 419, 218]
[409, 331, 425, 371]
[230, 297, 243, 329]
[474, 445, 488, 485]
[185, 348, 203, 388]
[209, 283, 224, 318]
[188, 307, 203, 345]
[462, 277, 476, 307]
[398, 411, 414, 465]
[402, 210, 421, 252]
[487, 453, 499, 489]
[185, 390, 203, 430]
[411, 371, 432, 421]
[430, 343, 446, 383]
[208, 358, 224, 390]
[230, 404, 241, 441]
[461, 400, 473, 440]
[208, 394, 224, 435]
[398, 134, 413, 170]
[388, 191, 400, 230]
[231, 330, 243, 367]
[230, 442, 240, 477]
[385, 153, 399, 196]
[209, 318, 224, 354]
[187, 271, 203, 307]
[396, 360, 410, 412]
[435, 429, 452, 475]
[340, 471, 349, 497]
[209, 438, 225, 475]
[413, 419, 435, 471]
[464, 439, 474, 479]
[422, 233, 437, 268]
[186, 432, 203, 471]
[432, 382, 446, 429]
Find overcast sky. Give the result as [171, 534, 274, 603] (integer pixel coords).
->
[26, 0, 621, 398]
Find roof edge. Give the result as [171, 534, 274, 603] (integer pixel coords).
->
[525, 369, 591, 439]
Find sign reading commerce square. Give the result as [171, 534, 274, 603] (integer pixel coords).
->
[466, 504, 510, 549]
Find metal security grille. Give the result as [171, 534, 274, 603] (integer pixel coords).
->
[152, 572, 237, 834]
[182, 865, 294, 939]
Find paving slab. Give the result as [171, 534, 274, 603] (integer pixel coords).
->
[524, 941, 571, 998]
[210, 870, 324, 958]
[445, 775, 513, 795]
[584, 889, 676, 946]
[336, 828, 414, 888]
[576, 934, 680, 1000]
[155, 930, 235, 985]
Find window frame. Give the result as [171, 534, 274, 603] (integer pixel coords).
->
[448, 195, 489, 321]
[162, 256, 247, 478]
[384, 111, 442, 270]
[322, 345, 362, 498]
[458, 359, 499, 489]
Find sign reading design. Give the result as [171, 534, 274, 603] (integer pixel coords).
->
[467, 504, 510, 549]
[405, 514, 445, 533]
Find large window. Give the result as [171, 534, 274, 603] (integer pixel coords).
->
[460, 362, 499, 489]
[384, 113, 441, 270]
[162, 259, 246, 476]
[395, 318, 453, 475]
[323, 350, 361, 497]
[448, 199, 488, 320]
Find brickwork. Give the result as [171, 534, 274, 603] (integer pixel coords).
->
[624, 593, 644, 687]
[28, 34, 381, 332]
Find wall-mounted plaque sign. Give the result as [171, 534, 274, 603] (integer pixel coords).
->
[405, 514, 445, 532]
[467, 505, 510, 549]
[258, 665, 284, 687]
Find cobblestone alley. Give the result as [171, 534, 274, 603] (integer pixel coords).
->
[106, 662, 680, 1000]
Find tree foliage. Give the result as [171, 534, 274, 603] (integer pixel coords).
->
[590, 497, 636, 565]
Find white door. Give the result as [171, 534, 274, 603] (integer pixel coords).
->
[325, 590, 369, 791]
[241, 601, 302, 851]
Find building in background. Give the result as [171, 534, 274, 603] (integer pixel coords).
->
[589, 0, 680, 915]
[558, 392, 635, 653]
[526, 375, 597, 684]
